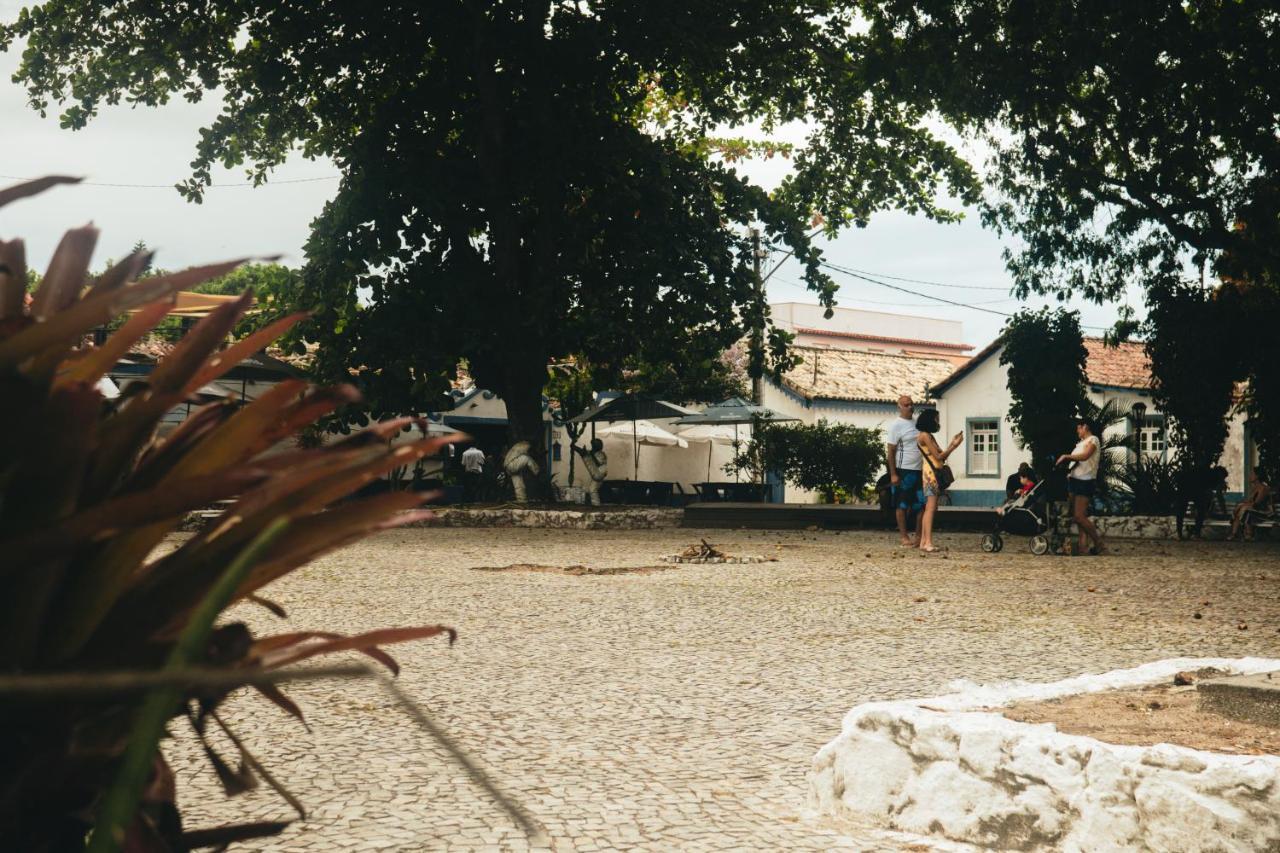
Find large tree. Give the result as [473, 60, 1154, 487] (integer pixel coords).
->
[859, 1, 1279, 484]
[858, 0, 1280, 300]
[3, 2, 977, 454]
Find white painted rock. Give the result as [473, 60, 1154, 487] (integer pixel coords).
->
[809, 658, 1280, 852]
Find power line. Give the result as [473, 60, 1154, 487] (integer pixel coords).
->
[820, 262, 1016, 318]
[823, 262, 1012, 292]
[771, 276, 1016, 308]
[0, 173, 340, 189]
[818, 262, 1111, 331]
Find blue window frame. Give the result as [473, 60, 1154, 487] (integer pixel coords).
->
[966, 417, 1001, 478]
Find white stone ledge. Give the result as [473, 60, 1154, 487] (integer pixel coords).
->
[809, 658, 1280, 852]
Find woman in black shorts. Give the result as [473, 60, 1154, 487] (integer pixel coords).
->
[1057, 418, 1106, 555]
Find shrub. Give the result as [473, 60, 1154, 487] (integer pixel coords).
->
[0, 177, 456, 851]
[1111, 456, 1182, 516]
[727, 417, 881, 503]
[1000, 308, 1089, 477]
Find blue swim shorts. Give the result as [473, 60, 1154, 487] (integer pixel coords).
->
[894, 469, 924, 511]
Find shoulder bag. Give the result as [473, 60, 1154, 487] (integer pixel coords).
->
[924, 449, 955, 492]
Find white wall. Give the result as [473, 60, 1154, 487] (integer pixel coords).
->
[771, 302, 964, 347]
[935, 349, 1017, 503]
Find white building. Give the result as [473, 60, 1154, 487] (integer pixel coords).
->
[930, 337, 1254, 506]
[755, 346, 958, 502]
[771, 302, 973, 365]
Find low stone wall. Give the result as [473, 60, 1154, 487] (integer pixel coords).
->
[407, 507, 682, 530]
[1093, 514, 1178, 540]
[809, 657, 1280, 852]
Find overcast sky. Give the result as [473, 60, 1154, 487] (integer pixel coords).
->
[0, 11, 1137, 348]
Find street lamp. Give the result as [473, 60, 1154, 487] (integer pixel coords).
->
[1132, 402, 1148, 505]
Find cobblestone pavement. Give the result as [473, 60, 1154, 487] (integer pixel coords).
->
[168, 528, 1280, 851]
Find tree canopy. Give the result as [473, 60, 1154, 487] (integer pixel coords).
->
[999, 307, 1088, 477]
[858, 0, 1280, 302]
[859, 1, 1280, 478]
[3, 1, 978, 453]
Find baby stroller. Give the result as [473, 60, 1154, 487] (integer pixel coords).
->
[980, 474, 1063, 555]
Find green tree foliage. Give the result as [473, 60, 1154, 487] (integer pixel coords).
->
[999, 308, 1088, 477]
[857, 1, 1280, 302]
[1233, 284, 1280, 480]
[727, 418, 882, 503]
[848, 3, 1280, 491]
[2, 2, 977, 457]
[1144, 279, 1240, 481]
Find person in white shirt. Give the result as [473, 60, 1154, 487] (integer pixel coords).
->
[461, 445, 485, 473]
[885, 395, 924, 546]
[1056, 417, 1106, 555]
[460, 445, 485, 502]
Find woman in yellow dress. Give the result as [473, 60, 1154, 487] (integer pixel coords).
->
[914, 409, 963, 552]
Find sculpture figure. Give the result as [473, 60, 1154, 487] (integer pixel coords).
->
[573, 438, 609, 506]
[503, 440, 541, 503]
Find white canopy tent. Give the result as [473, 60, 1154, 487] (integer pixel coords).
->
[595, 419, 688, 480]
[677, 423, 737, 481]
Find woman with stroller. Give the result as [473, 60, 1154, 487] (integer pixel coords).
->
[914, 409, 963, 552]
[1057, 418, 1107, 555]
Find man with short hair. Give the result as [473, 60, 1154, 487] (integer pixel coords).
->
[460, 444, 485, 502]
[885, 395, 924, 546]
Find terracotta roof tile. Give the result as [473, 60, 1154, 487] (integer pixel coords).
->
[1083, 338, 1151, 389]
[933, 335, 1154, 397]
[780, 346, 959, 404]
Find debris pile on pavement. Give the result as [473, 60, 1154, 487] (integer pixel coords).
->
[663, 539, 773, 564]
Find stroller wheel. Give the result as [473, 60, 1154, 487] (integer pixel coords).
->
[980, 533, 998, 553]
[1030, 534, 1050, 556]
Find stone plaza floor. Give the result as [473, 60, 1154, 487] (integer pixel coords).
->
[168, 527, 1280, 851]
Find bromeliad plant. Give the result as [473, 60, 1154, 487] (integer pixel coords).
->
[0, 177, 456, 852]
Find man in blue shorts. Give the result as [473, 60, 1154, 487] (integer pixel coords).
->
[885, 395, 924, 546]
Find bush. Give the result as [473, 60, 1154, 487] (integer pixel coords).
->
[999, 308, 1089, 477]
[1110, 456, 1182, 515]
[727, 417, 881, 502]
[0, 177, 457, 851]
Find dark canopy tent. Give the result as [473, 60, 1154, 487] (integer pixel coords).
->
[673, 396, 799, 486]
[568, 394, 696, 479]
[671, 396, 799, 427]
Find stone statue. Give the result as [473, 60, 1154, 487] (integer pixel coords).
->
[503, 440, 541, 503]
[573, 438, 608, 506]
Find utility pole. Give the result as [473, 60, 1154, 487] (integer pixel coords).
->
[750, 227, 765, 405]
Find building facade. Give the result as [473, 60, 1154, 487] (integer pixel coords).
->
[931, 338, 1253, 506]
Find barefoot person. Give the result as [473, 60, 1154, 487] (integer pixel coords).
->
[915, 409, 962, 553]
[1057, 418, 1106, 555]
[885, 395, 923, 546]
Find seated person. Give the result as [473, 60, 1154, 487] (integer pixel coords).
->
[1231, 467, 1273, 540]
[1005, 462, 1033, 501]
[875, 472, 894, 517]
[997, 469, 1037, 515]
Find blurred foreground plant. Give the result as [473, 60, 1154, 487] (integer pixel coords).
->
[0, 177, 456, 852]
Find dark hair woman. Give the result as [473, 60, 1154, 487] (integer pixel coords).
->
[1056, 418, 1105, 555]
[914, 409, 963, 552]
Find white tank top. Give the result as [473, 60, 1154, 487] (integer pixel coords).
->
[1069, 435, 1100, 480]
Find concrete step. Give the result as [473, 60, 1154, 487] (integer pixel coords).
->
[1198, 671, 1280, 727]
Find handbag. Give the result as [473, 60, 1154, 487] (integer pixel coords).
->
[925, 452, 955, 492]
